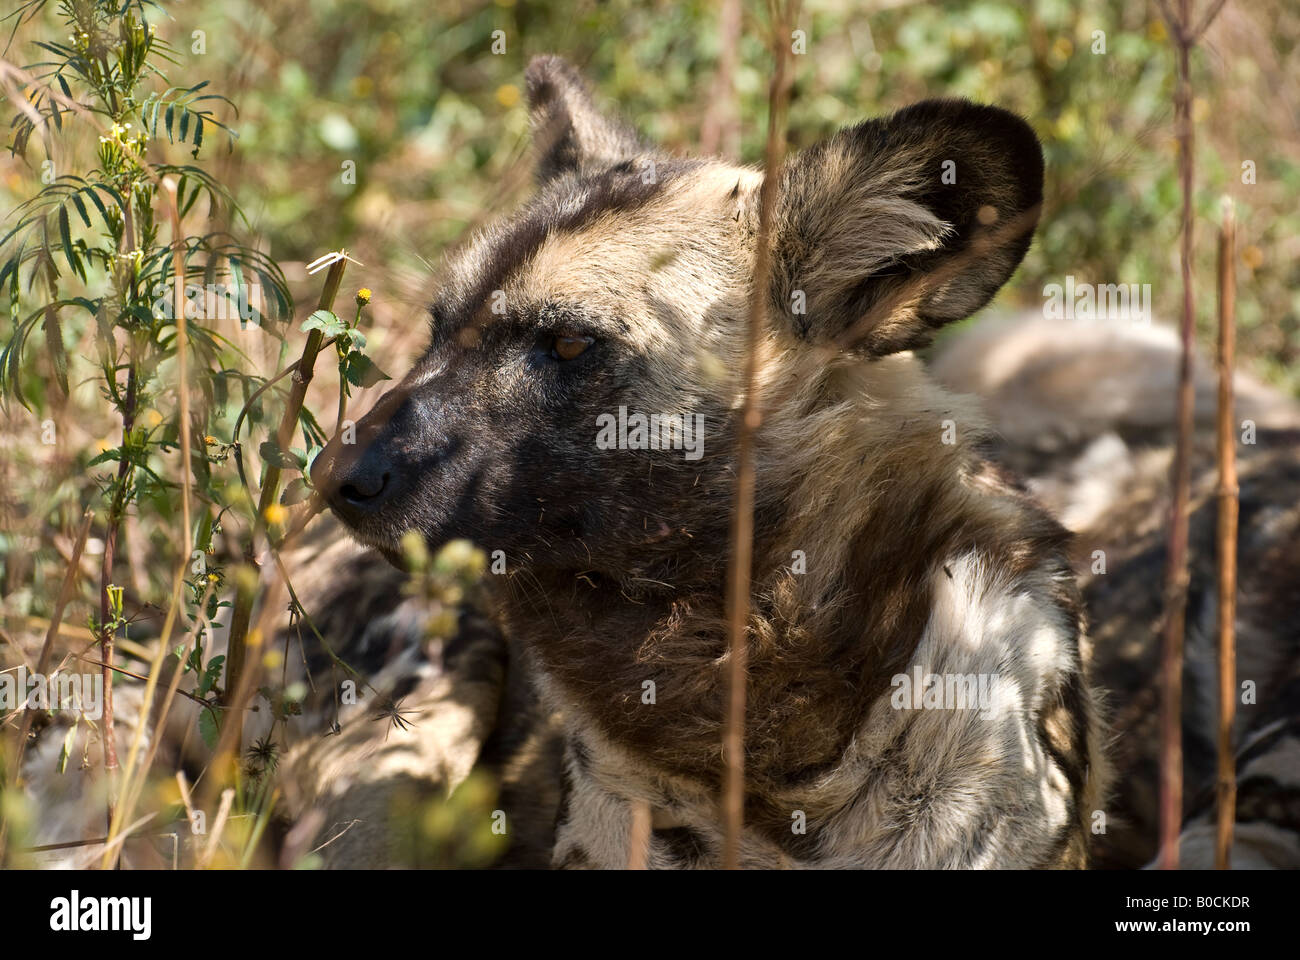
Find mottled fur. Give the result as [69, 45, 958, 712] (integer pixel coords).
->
[932, 313, 1300, 869]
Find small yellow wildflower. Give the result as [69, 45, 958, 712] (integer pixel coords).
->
[264, 504, 287, 526]
[496, 84, 520, 108]
[355, 288, 372, 307]
[204, 435, 218, 446]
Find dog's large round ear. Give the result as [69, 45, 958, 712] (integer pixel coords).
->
[525, 55, 646, 185]
[764, 99, 1044, 357]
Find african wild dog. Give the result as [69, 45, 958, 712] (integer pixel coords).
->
[309, 55, 1106, 869]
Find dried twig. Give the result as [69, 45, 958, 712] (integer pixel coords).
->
[722, 0, 799, 871]
[162, 178, 195, 566]
[700, 0, 743, 160]
[626, 800, 651, 870]
[1214, 199, 1238, 870]
[197, 788, 235, 869]
[73, 656, 211, 709]
[71, 812, 156, 870]
[1154, 0, 1227, 872]
[175, 770, 197, 832]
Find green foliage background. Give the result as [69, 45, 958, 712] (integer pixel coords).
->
[12, 1, 1299, 379]
[6, 0, 1299, 394]
[169, 0, 1300, 380]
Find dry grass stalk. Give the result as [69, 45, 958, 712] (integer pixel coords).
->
[163, 178, 195, 566]
[721, 0, 799, 871]
[1153, 0, 1227, 871]
[197, 787, 235, 869]
[700, 0, 743, 160]
[1214, 199, 1238, 869]
[626, 800, 651, 869]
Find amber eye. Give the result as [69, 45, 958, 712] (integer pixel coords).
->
[551, 334, 593, 361]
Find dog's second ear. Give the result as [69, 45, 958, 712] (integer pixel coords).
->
[525, 55, 645, 184]
[765, 99, 1044, 356]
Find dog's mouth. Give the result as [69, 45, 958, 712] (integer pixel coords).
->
[331, 516, 413, 570]
[372, 541, 408, 570]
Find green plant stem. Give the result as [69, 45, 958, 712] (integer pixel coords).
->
[222, 256, 347, 753]
[98, 357, 136, 841]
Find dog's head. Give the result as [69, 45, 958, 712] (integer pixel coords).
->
[312, 55, 1042, 574]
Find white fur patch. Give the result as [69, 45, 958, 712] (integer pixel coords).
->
[796, 552, 1079, 867]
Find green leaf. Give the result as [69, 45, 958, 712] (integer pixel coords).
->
[227, 255, 254, 328]
[198, 654, 225, 697]
[57, 722, 78, 774]
[297, 406, 329, 449]
[343, 351, 390, 389]
[42, 306, 69, 398]
[335, 327, 366, 351]
[199, 707, 220, 751]
[259, 439, 304, 469]
[300, 309, 346, 337]
[69, 190, 91, 228]
[1, 307, 45, 409]
[87, 448, 124, 467]
[280, 477, 312, 505]
[57, 205, 84, 281]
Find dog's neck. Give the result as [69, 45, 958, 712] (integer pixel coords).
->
[496, 357, 1003, 789]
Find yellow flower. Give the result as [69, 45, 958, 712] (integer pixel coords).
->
[496, 84, 520, 108]
[355, 288, 372, 306]
[204, 435, 218, 446]
[264, 504, 287, 526]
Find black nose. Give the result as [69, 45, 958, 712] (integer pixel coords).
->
[312, 437, 397, 523]
[340, 464, 389, 505]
